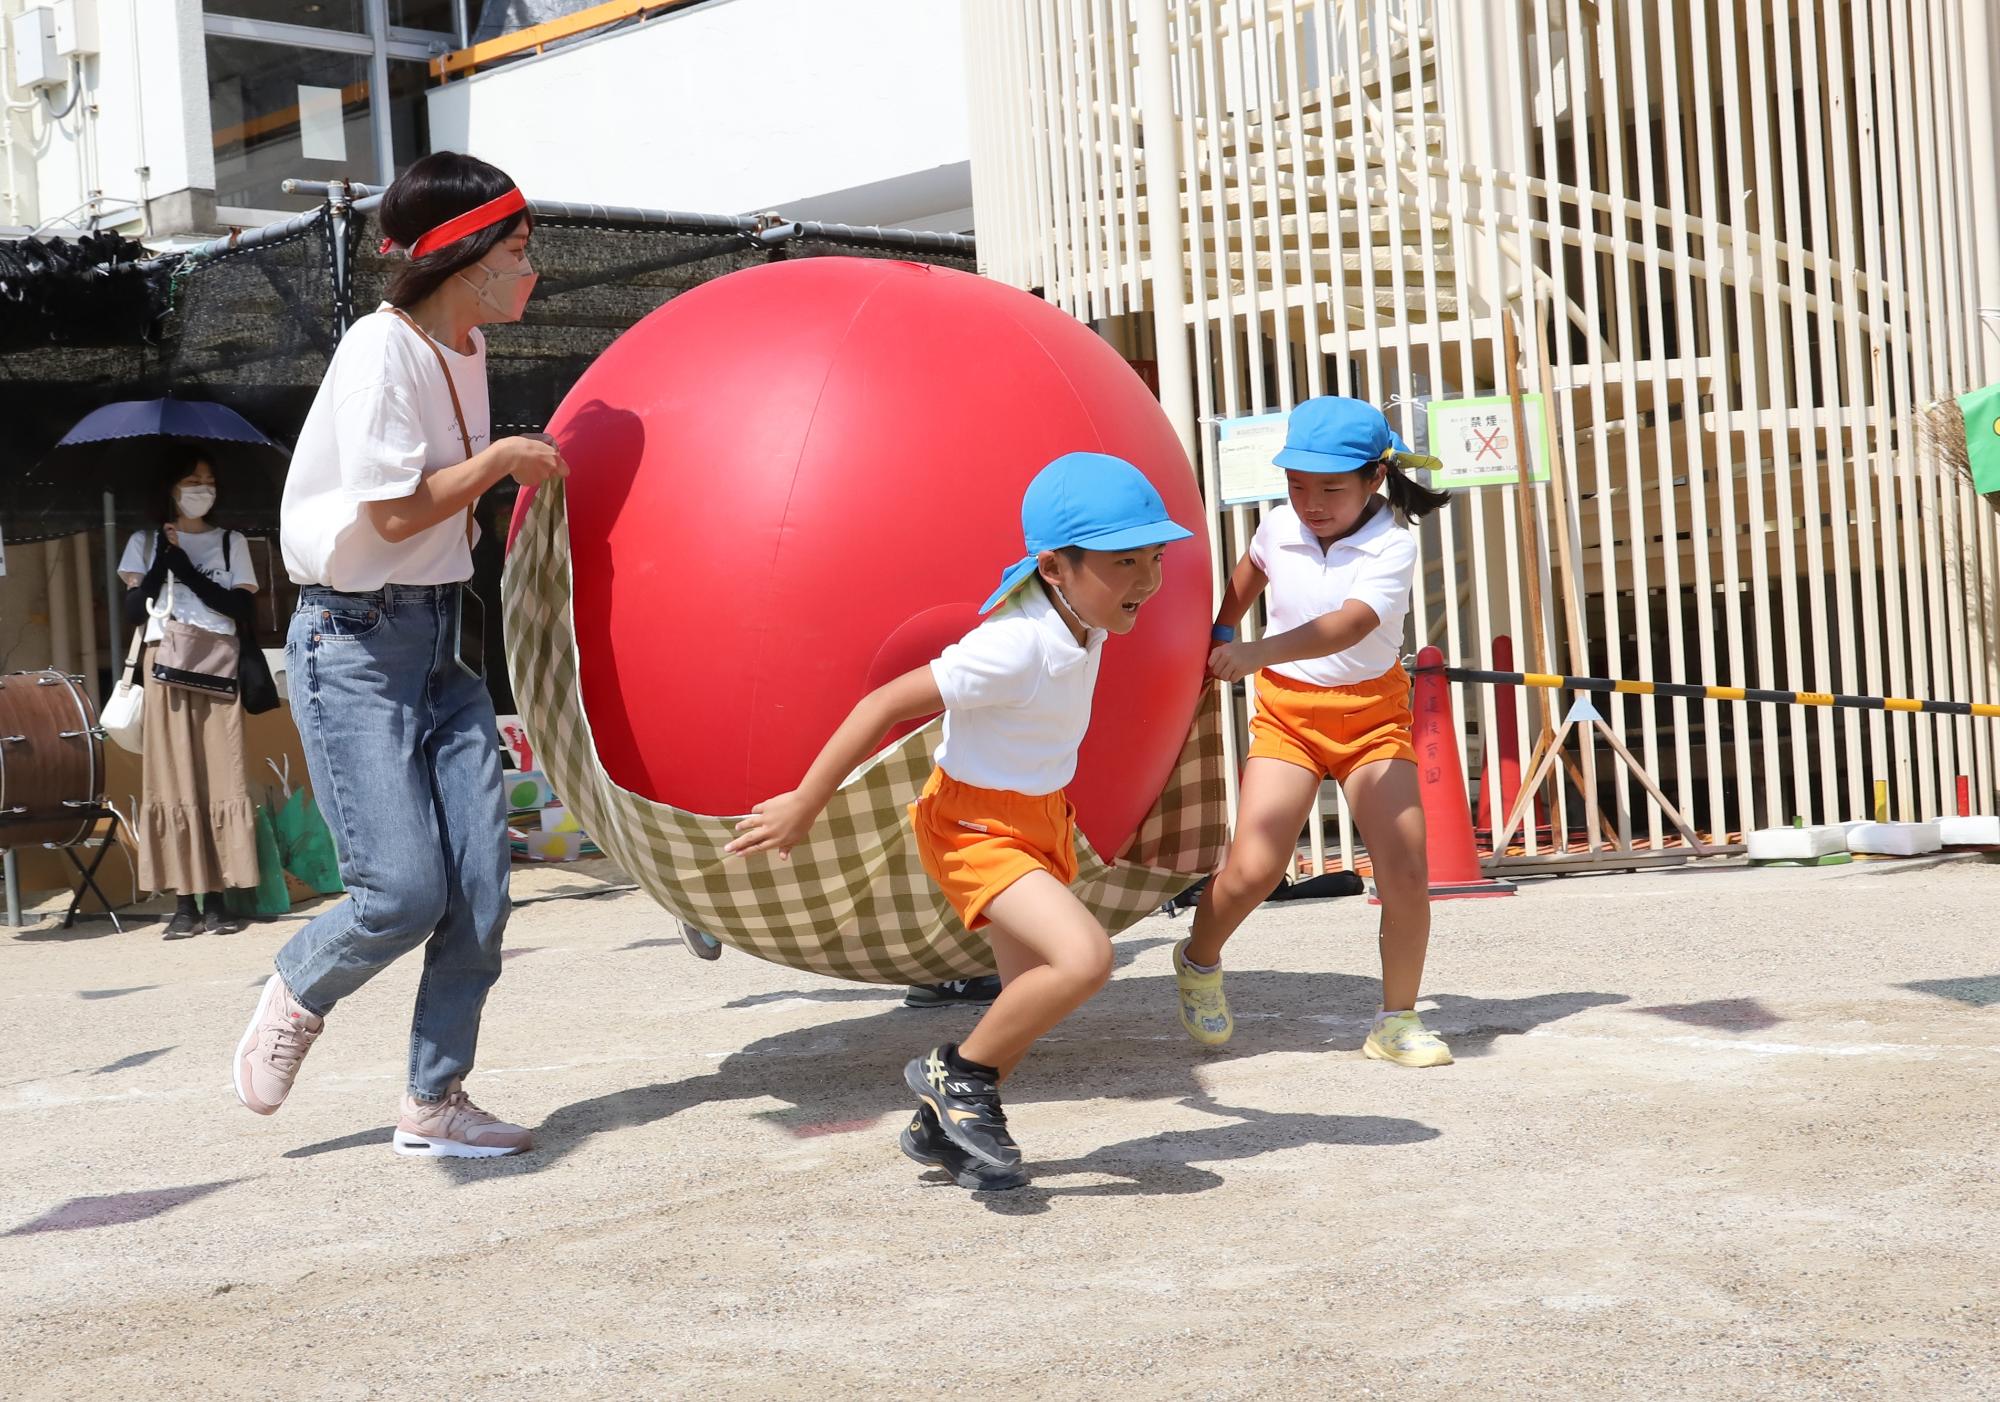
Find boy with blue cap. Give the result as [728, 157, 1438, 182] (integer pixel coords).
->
[1173, 395, 1457, 1068]
[727, 451, 1193, 1189]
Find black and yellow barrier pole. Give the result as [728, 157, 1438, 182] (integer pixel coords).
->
[1417, 665, 2000, 721]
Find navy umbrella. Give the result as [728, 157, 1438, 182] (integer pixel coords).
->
[10, 397, 293, 672]
[19, 396, 291, 535]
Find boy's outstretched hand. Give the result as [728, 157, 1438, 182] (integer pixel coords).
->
[725, 790, 819, 860]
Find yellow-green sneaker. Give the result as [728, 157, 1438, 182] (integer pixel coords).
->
[1173, 938, 1233, 1047]
[1362, 1011, 1454, 1067]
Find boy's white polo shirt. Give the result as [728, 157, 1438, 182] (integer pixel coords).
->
[930, 584, 1106, 796]
[1249, 500, 1418, 686]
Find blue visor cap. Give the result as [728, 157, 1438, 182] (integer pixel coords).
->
[981, 451, 1195, 613]
[1271, 395, 1441, 474]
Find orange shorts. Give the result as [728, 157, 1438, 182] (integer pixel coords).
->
[1247, 664, 1416, 783]
[909, 769, 1078, 931]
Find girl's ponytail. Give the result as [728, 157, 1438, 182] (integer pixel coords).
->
[1381, 459, 1452, 522]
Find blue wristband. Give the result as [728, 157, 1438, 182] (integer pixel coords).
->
[1211, 624, 1236, 643]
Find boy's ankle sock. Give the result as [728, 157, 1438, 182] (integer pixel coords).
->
[944, 1043, 1000, 1081]
[174, 894, 199, 917]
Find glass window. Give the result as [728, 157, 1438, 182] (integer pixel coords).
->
[204, 2, 367, 32]
[389, 61, 434, 174]
[391, 1, 460, 34]
[207, 37, 377, 212]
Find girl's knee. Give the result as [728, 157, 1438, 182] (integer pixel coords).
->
[1216, 850, 1287, 903]
[1371, 852, 1429, 904]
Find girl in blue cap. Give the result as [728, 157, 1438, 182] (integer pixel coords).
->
[727, 451, 1193, 1189]
[1173, 395, 1455, 1067]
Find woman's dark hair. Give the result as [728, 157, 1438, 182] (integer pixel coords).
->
[1379, 460, 1452, 522]
[154, 447, 214, 526]
[379, 151, 530, 309]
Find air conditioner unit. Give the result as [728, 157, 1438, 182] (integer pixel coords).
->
[8, 8, 61, 91]
[52, 0, 98, 59]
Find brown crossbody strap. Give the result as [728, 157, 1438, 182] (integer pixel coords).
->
[386, 306, 477, 545]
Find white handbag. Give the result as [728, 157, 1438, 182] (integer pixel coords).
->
[101, 588, 172, 753]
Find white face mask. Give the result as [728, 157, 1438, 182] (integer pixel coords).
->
[176, 486, 216, 519]
[455, 251, 538, 323]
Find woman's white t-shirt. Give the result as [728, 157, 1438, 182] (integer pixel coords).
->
[280, 304, 491, 590]
[117, 527, 259, 642]
[1248, 500, 1417, 686]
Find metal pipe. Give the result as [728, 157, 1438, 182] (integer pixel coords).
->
[71, 532, 97, 706]
[365, 0, 397, 186]
[329, 181, 353, 335]
[101, 491, 120, 701]
[47, 540, 75, 680]
[1132, 0, 1197, 468]
[279, 180, 979, 252]
[135, 205, 330, 269]
[3, 848, 18, 929]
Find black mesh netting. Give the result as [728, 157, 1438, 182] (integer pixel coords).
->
[2, 207, 975, 540]
[0, 211, 339, 543]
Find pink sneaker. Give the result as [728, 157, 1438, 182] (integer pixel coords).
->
[233, 974, 324, 1115]
[392, 1084, 533, 1158]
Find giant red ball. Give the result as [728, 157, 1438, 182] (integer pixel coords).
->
[511, 257, 1209, 861]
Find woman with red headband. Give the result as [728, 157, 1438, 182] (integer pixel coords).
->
[233, 152, 568, 1158]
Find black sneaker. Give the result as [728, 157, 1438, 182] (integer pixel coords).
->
[904, 1047, 1020, 1172]
[162, 910, 200, 941]
[898, 1103, 1028, 1191]
[902, 975, 1003, 1009]
[204, 905, 245, 936]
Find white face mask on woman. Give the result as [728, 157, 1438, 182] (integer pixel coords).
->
[456, 251, 538, 323]
[176, 485, 216, 519]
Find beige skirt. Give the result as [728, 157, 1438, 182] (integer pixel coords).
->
[136, 645, 260, 896]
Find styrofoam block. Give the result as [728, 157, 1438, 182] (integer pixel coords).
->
[1844, 821, 1943, 856]
[1938, 815, 2000, 847]
[1747, 825, 1849, 861]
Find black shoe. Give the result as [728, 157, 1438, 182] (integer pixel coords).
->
[899, 1103, 1028, 1191]
[162, 910, 200, 941]
[203, 906, 245, 936]
[902, 975, 1003, 1009]
[904, 1047, 1020, 1172]
[679, 922, 722, 960]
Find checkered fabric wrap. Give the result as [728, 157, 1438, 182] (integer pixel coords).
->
[502, 480, 1228, 984]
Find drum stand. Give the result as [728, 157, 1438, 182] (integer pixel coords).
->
[58, 807, 127, 932]
[2, 810, 130, 933]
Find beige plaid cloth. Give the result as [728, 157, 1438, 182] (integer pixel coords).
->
[502, 480, 1229, 984]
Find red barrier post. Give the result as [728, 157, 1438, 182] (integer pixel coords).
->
[1411, 646, 1517, 899]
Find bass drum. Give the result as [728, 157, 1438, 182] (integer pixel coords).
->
[0, 670, 104, 849]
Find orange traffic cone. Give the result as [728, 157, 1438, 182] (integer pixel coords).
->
[1411, 646, 1516, 899]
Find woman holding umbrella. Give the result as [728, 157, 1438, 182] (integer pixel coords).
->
[117, 451, 260, 938]
[230, 152, 567, 1159]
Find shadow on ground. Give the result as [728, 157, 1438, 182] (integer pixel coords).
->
[316, 933, 1625, 1198]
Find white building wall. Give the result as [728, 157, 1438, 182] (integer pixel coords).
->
[427, 0, 973, 229]
[0, 0, 213, 237]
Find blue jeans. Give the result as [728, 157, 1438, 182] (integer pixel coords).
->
[275, 584, 510, 1102]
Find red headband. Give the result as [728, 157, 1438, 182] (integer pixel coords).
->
[379, 188, 528, 259]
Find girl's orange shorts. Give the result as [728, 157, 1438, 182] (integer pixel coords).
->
[909, 768, 1078, 931]
[1247, 663, 1416, 783]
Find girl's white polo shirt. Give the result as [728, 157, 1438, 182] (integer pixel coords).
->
[930, 584, 1106, 796]
[1249, 500, 1418, 686]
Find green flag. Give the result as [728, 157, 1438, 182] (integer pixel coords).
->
[1958, 381, 2000, 494]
